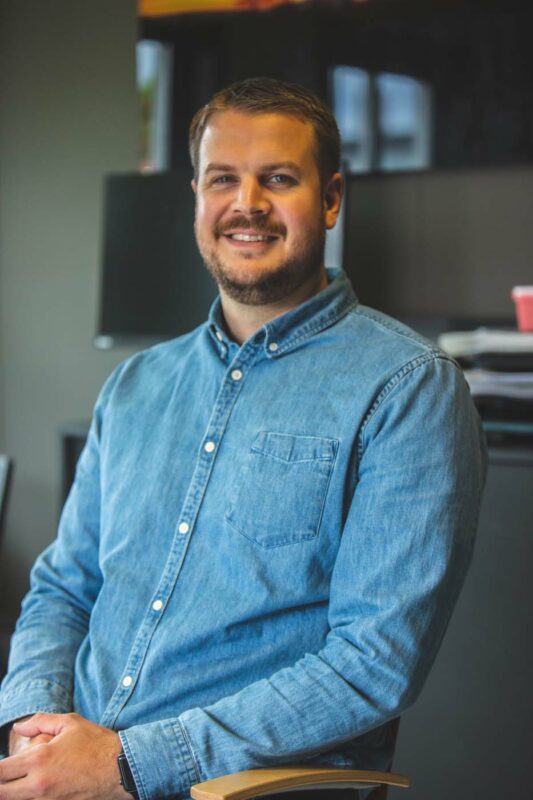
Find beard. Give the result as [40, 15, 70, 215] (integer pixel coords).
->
[195, 214, 326, 306]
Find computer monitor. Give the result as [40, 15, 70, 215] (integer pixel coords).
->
[96, 170, 217, 348]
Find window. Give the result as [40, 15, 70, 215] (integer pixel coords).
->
[137, 40, 173, 172]
[331, 65, 432, 173]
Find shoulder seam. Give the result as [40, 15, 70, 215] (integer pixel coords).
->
[350, 305, 440, 353]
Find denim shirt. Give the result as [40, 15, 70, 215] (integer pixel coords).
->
[0, 269, 486, 799]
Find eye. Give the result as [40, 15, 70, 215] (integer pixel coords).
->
[209, 174, 236, 187]
[266, 174, 296, 186]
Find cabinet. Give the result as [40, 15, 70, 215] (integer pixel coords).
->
[390, 448, 533, 799]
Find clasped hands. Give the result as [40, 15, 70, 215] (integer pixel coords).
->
[0, 713, 131, 800]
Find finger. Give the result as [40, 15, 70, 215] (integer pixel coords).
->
[30, 734, 54, 745]
[0, 753, 27, 782]
[10, 733, 54, 757]
[13, 713, 65, 738]
[0, 776, 37, 800]
[8, 734, 31, 758]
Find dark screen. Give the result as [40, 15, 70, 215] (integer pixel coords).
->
[98, 171, 217, 345]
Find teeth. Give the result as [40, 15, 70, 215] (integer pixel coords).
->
[229, 234, 273, 242]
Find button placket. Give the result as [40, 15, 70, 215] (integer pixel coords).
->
[174, 350, 252, 543]
[101, 342, 257, 730]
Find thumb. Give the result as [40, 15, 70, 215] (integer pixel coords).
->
[13, 712, 67, 738]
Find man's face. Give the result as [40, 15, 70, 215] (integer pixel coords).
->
[192, 110, 341, 305]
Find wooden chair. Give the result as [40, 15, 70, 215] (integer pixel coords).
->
[191, 718, 409, 800]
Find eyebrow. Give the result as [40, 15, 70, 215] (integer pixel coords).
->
[204, 163, 234, 175]
[204, 161, 302, 176]
[260, 162, 302, 176]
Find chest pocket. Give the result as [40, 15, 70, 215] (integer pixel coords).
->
[225, 431, 338, 548]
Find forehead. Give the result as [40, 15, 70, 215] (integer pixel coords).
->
[197, 110, 318, 172]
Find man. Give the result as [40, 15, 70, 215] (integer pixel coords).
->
[0, 78, 486, 800]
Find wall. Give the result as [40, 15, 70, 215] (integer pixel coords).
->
[0, 0, 139, 621]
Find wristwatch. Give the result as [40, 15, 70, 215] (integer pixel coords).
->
[117, 751, 139, 799]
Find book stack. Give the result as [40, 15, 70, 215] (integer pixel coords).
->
[438, 328, 533, 446]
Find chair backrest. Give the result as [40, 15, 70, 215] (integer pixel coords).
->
[0, 455, 14, 544]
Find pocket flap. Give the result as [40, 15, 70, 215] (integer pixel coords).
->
[251, 431, 338, 463]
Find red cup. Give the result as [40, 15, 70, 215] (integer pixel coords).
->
[512, 286, 533, 332]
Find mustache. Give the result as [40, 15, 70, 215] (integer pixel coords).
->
[215, 216, 286, 238]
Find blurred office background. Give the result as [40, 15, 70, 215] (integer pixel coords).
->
[0, 1, 532, 797]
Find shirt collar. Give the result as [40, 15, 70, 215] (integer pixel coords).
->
[207, 267, 358, 358]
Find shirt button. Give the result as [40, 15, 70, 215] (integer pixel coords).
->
[204, 441, 216, 453]
[268, 342, 279, 352]
[122, 676, 133, 688]
[152, 599, 164, 611]
[215, 331, 223, 342]
[231, 369, 243, 381]
[178, 521, 189, 535]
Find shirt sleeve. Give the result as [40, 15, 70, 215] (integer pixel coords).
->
[119, 355, 487, 800]
[0, 372, 118, 745]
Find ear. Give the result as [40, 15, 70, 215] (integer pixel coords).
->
[191, 178, 197, 194]
[323, 172, 343, 230]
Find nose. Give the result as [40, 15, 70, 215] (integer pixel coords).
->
[230, 176, 270, 216]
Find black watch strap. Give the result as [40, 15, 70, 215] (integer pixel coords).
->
[117, 751, 139, 799]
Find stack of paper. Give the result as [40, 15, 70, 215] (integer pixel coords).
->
[439, 329, 533, 358]
[438, 328, 533, 444]
[462, 369, 533, 400]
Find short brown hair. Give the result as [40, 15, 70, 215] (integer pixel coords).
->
[189, 77, 341, 184]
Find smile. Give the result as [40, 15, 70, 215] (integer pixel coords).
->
[226, 233, 278, 242]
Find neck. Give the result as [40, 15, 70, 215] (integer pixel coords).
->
[220, 266, 329, 345]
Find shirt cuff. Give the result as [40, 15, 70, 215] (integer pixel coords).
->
[120, 718, 201, 800]
[0, 678, 72, 756]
